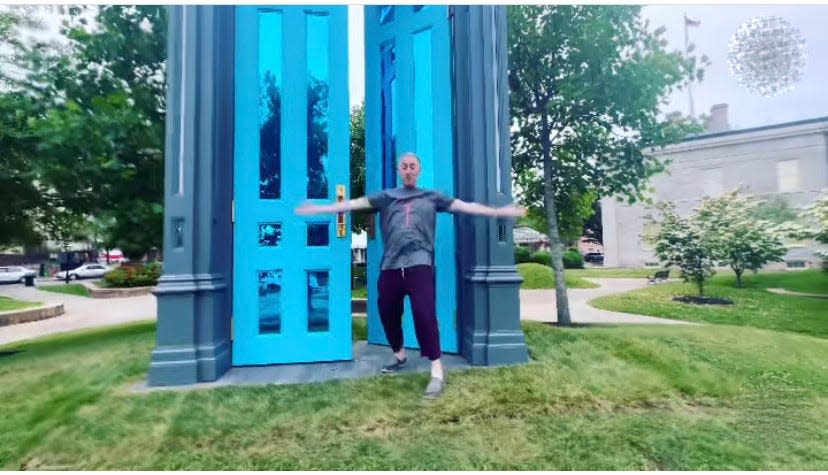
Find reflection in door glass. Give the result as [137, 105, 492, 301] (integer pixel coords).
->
[258, 222, 282, 246]
[307, 271, 330, 332]
[381, 43, 397, 189]
[307, 222, 329, 246]
[259, 10, 282, 200]
[379, 6, 395, 24]
[307, 13, 330, 199]
[258, 270, 283, 333]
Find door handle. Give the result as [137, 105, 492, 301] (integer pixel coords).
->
[336, 185, 347, 238]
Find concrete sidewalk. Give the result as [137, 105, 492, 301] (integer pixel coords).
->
[0, 281, 156, 346]
[521, 278, 693, 325]
[0, 276, 690, 347]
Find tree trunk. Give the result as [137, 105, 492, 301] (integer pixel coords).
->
[541, 110, 572, 326]
[733, 266, 743, 288]
[697, 278, 704, 297]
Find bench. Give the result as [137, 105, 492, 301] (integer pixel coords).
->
[648, 269, 670, 284]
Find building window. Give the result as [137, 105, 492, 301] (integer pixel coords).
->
[702, 167, 723, 197]
[786, 260, 806, 269]
[776, 159, 800, 193]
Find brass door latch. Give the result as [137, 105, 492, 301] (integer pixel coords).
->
[336, 185, 347, 238]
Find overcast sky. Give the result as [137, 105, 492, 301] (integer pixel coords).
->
[22, 4, 825, 131]
[348, 5, 828, 131]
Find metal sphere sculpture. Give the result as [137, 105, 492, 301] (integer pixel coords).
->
[727, 16, 807, 97]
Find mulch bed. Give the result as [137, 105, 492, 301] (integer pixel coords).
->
[672, 296, 734, 305]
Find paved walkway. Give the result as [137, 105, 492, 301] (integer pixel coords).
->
[521, 278, 693, 325]
[0, 277, 690, 346]
[766, 288, 828, 299]
[0, 282, 156, 346]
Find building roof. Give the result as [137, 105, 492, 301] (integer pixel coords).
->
[682, 115, 828, 144]
[646, 115, 828, 152]
[513, 226, 549, 244]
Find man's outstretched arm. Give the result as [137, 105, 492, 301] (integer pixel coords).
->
[295, 197, 374, 215]
[448, 199, 526, 218]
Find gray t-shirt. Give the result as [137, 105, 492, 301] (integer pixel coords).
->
[366, 187, 455, 270]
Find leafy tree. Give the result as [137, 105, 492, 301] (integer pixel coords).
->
[349, 101, 368, 233]
[507, 5, 708, 324]
[780, 189, 828, 269]
[307, 78, 330, 199]
[0, 8, 54, 247]
[799, 190, 828, 246]
[648, 203, 715, 296]
[696, 190, 786, 288]
[0, 93, 44, 247]
[753, 195, 798, 225]
[15, 5, 167, 260]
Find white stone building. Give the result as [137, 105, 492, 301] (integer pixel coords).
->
[601, 104, 828, 269]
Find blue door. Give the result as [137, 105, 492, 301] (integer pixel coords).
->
[233, 6, 351, 365]
[364, 6, 458, 353]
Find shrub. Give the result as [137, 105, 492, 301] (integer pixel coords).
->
[516, 263, 554, 289]
[562, 249, 584, 269]
[531, 251, 552, 267]
[103, 261, 163, 288]
[514, 246, 532, 263]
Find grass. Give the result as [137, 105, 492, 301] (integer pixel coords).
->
[518, 263, 599, 289]
[352, 287, 368, 299]
[734, 269, 827, 295]
[1, 320, 828, 470]
[568, 267, 662, 279]
[0, 296, 41, 312]
[591, 271, 828, 339]
[350, 264, 601, 295]
[37, 283, 90, 298]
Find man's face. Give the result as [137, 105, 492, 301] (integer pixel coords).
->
[399, 154, 421, 188]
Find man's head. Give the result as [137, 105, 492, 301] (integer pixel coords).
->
[398, 152, 421, 188]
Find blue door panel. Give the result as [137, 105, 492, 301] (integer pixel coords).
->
[365, 5, 458, 353]
[233, 5, 351, 365]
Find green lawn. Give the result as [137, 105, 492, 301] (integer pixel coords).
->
[518, 263, 599, 289]
[37, 283, 91, 298]
[349, 263, 600, 296]
[591, 271, 828, 339]
[732, 269, 828, 295]
[0, 296, 41, 312]
[352, 287, 368, 299]
[569, 267, 741, 279]
[1, 320, 827, 470]
[568, 267, 660, 279]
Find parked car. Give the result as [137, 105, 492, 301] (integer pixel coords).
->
[54, 263, 111, 280]
[0, 266, 37, 284]
[578, 236, 604, 256]
[583, 252, 605, 264]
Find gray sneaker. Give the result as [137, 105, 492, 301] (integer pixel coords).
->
[423, 377, 445, 399]
[380, 356, 407, 374]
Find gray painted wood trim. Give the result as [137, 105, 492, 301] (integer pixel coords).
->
[451, 6, 528, 366]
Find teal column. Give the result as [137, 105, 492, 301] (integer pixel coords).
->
[452, 6, 529, 366]
[148, 6, 235, 386]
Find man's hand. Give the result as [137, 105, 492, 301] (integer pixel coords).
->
[496, 204, 527, 218]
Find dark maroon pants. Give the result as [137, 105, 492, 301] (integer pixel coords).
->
[377, 265, 441, 360]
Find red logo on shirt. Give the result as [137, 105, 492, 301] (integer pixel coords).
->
[404, 203, 413, 228]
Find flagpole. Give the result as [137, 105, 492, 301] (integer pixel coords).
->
[684, 12, 695, 117]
